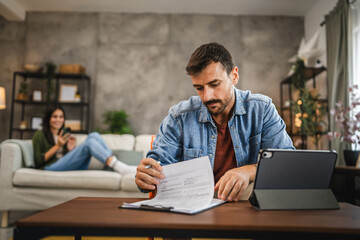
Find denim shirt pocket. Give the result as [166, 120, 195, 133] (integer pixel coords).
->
[183, 147, 203, 160]
[247, 133, 261, 163]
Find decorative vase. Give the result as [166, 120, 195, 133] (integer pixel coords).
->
[343, 150, 360, 166]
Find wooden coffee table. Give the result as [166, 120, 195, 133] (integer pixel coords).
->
[14, 197, 360, 240]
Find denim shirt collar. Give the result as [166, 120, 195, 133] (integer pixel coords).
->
[199, 87, 247, 123]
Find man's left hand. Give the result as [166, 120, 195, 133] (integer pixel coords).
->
[214, 164, 256, 202]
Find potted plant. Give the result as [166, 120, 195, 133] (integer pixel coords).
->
[328, 85, 360, 166]
[291, 58, 327, 149]
[17, 81, 28, 100]
[97, 110, 132, 134]
[292, 87, 327, 149]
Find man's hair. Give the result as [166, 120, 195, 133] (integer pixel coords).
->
[186, 42, 234, 76]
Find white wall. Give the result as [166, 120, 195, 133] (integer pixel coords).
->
[305, 0, 337, 40]
[304, 0, 337, 67]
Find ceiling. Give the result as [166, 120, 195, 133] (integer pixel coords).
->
[0, 0, 318, 21]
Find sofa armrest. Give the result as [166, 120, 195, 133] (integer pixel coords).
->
[0, 142, 24, 188]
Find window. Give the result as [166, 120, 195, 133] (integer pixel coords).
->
[352, 0, 360, 86]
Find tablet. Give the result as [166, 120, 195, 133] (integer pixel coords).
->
[254, 149, 337, 189]
[250, 149, 339, 210]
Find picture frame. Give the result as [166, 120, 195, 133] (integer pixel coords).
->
[31, 117, 43, 130]
[32, 90, 43, 102]
[59, 84, 78, 102]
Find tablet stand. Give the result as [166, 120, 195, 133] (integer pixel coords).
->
[250, 189, 340, 210]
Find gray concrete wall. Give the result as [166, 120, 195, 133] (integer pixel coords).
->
[0, 17, 25, 140]
[0, 12, 303, 140]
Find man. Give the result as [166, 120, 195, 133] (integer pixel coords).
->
[135, 42, 294, 201]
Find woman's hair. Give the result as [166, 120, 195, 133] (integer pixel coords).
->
[42, 105, 66, 145]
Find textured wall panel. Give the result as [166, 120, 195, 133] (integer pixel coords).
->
[0, 13, 303, 139]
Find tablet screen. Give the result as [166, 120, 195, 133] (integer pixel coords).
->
[254, 149, 337, 189]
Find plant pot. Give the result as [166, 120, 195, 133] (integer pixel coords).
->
[343, 150, 360, 166]
[17, 93, 28, 101]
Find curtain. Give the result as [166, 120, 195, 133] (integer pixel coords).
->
[326, 0, 351, 165]
[352, 0, 360, 87]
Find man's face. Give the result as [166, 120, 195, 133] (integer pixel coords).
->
[192, 62, 239, 117]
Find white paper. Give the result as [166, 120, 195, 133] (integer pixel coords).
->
[122, 156, 225, 214]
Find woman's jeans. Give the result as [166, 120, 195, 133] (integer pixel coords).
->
[45, 132, 112, 171]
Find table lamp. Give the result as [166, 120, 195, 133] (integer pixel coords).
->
[0, 87, 6, 109]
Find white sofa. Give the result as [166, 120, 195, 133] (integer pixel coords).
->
[0, 134, 153, 227]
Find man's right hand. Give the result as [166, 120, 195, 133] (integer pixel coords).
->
[135, 158, 164, 191]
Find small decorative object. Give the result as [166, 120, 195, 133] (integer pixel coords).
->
[74, 90, 81, 102]
[287, 30, 324, 69]
[17, 81, 28, 101]
[59, 64, 85, 74]
[31, 117, 43, 130]
[23, 64, 43, 73]
[59, 84, 78, 102]
[328, 85, 360, 166]
[19, 121, 28, 130]
[32, 90, 43, 102]
[65, 120, 81, 131]
[284, 100, 290, 107]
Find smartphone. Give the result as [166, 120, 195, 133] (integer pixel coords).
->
[62, 127, 71, 136]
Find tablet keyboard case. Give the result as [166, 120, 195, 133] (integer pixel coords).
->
[250, 149, 339, 210]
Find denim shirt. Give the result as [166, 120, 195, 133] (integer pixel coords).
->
[147, 88, 294, 167]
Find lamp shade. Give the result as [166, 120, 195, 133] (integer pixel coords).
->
[0, 87, 6, 109]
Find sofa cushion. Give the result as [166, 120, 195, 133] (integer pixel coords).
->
[74, 134, 135, 150]
[121, 173, 140, 191]
[134, 134, 154, 158]
[113, 150, 143, 166]
[73, 134, 136, 170]
[13, 168, 122, 190]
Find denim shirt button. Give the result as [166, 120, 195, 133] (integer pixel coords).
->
[211, 135, 215, 138]
[235, 145, 239, 148]
[209, 153, 213, 157]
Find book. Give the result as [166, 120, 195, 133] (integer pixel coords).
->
[121, 156, 226, 214]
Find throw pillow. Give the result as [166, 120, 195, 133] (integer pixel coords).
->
[112, 149, 143, 166]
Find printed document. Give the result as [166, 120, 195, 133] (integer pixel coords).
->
[121, 156, 225, 214]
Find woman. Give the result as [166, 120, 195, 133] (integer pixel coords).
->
[32, 105, 136, 175]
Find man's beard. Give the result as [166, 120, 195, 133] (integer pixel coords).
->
[205, 99, 229, 116]
[204, 91, 234, 116]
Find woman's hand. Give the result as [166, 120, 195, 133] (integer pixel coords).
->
[57, 129, 71, 147]
[66, 135, 76, 151]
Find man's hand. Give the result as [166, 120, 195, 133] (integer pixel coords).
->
[135, 158, 164, 191]
[214, 164, 256, 202]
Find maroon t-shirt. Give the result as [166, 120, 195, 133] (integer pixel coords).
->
[213, 121, 237, 183]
